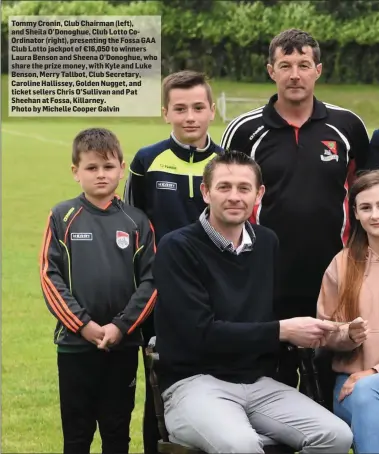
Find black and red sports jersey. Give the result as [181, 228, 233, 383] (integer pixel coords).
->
[220, 94, 378, 304]
[40, 194, 156, 351]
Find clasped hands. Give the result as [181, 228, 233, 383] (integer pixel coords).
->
[283, 316, 369, 349]
[308, 316, 368, 349]
[80, 320, 123, 351]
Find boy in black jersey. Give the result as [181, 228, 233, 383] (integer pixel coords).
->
[40, 128, 156, 454]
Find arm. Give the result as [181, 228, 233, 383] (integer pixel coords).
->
[123, 152, 147, 210]
[153, 235, 280, 355]
[112, 217, 157, 335]
[316, 257, 358, 351]
[368, 129, 379, 170]
[347, 115, 378, 172]
[39, 211, 91, 333]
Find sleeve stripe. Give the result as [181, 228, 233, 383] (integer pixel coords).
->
[41, 272, 79, 332]
[129, 168, 144, 177]
[149, 221, 157, 253]
[40, 214, 83, 331]
[127, 220, 157, 334]
[127, 289, 157, 335]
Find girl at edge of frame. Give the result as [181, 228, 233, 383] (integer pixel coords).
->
[317, 169, 379, 454]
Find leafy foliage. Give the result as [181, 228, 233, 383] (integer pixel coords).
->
[2, 0, 379, 82]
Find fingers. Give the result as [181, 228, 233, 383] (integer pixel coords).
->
[338, 384, 354, 402]
[350, 329, 369, 344]
[317, 320, 340, 332]
[97, 334, 111, 351]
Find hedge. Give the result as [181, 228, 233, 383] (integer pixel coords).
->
[2, 0, 379, 83]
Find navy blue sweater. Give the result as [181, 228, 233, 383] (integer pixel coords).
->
[153, 221, 281, 392]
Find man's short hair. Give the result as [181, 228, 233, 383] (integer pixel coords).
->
[162, 70, 213, 109]
[268, 28, 321, 65]
[72, 128, 123, 166]
[203, 150, 263, 189]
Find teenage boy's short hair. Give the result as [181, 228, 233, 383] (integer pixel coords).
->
[72, 128, 123, 166]
[162, 70, 213, 109]
[268, 28, 321, 65]
[203, 150, 263, 189]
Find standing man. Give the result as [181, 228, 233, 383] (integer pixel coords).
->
[123, 70, 223, 454]
[220, 28, 378, 389]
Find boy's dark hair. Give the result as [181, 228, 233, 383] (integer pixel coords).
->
[203, 150, 263, 189]
[268, 28, 321, 65]
[72, 128, 123, 166]
[162, 70, 213, 109]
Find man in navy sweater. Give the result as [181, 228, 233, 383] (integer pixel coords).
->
[153, 151, 353, 453]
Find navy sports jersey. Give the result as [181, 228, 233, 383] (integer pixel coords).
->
[124, 133, 223, 243]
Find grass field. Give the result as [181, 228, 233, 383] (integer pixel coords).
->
[1, 74, 378, 453]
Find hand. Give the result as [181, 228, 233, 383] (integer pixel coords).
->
[280, 317, 339, 348]
[348, 317, 369, 344]
[338, 369, 377, 401]
[97, 324, 123, 350]
[81, 321, 105, 346]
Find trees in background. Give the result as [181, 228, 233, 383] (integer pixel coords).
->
[2, 0, 379, 83]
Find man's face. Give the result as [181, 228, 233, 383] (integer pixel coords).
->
[72, 151, 125, 199]
[267, 46, 322, 104]
[163, 85, 215, 147]
[200, 163, 265, 227]
[355, 184, 379, 239]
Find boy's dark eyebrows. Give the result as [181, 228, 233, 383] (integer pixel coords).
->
[173, 101, 206, 106]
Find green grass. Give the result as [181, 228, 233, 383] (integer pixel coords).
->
[1, 75, 377, 452]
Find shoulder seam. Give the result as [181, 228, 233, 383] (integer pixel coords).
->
[324, 102, 367, 129]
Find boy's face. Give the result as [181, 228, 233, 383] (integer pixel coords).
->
[72, 151, 125, 201]
[163, 84, 215, 148]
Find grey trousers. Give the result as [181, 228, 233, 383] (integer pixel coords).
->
[162, 374, 353, 454]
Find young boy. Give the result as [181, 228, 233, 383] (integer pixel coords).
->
[40, 128, 156, 454]
[123, 70, 223, 454]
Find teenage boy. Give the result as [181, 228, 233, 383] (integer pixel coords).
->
[123, 70, 223, 454]
[40, 128, 156, 454]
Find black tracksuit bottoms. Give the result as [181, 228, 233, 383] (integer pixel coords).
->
[57, 347, 138, 454]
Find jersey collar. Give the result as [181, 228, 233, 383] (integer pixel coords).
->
[262, 94, 328, 128]
[169, 133, 216, 163]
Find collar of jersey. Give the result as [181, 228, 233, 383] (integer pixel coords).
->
[79, 193, 120, 215]
[262, 94, 328, 128]
[169, 133, 216, 163]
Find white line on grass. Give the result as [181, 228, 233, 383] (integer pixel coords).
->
[2, 128, 70, 147]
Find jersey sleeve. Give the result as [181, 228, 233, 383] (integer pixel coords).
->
[346, 113, 373, 171]
[220, 119, 252, 155]
[368, 129, 379, 170]
[123, 151, 147, 211]
[39, 211, 91, 333]
[112, 216, 157, 335]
